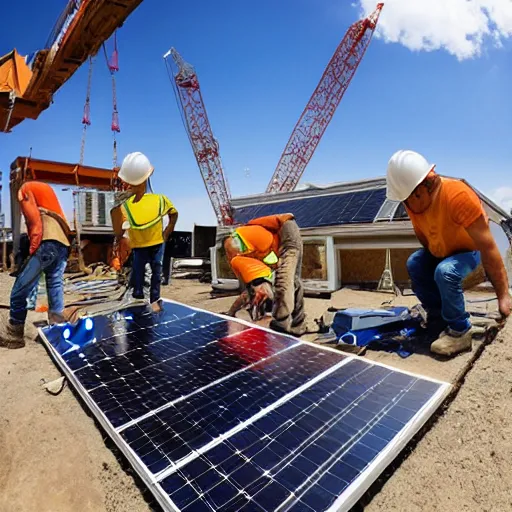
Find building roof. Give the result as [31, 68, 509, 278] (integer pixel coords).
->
[232, 178, 406, 228]
[232, 176, 510, 230]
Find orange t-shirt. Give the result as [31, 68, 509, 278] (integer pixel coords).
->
[406, 178, 485, 259]
[18, 181, 68, 254]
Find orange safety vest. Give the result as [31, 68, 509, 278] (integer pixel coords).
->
[230, 255, 273, 284]
[233, 213, 294, 265]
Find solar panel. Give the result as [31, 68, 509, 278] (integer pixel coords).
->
[233, 188, 387, 228]
[39, 300, 450, 512]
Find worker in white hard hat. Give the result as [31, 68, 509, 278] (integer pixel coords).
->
[111, 152, 178, 312]
[386, 150, 510, 357]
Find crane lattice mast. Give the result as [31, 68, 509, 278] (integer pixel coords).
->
[266, 3, 384, 194]
[164, 48, 233, 226]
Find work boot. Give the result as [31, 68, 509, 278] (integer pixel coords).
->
[430, 327, 474, 357]
[0, 322, 25, 349]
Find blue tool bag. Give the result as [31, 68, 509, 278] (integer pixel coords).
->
[331, 307, 423, 357]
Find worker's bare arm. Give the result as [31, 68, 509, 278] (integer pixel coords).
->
[163, 211, 178, 241]
[466, 215, 511, 318]
[225, 291, 249, 317]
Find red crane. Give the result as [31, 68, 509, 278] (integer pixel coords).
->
[164, 48, 233, 226]
[266, 3, 384, 194]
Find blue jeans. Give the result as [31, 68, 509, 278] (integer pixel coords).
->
[10, 240, 69, 325]
[407, 248, 481, 332]
[132, 244, 164, 304]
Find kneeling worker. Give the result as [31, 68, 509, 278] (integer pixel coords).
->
[111, 152, 178, 312]
[386, 150, 510, 356]
[224, 213, 309, 336]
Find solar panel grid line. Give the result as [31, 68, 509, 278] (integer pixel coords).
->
[351, 190, 377, 223]
[37, 322, 168, 489]
[154, 361, 449, 512]
[153, 355, 353, 483]
[38, 299, 451, 512]
[273, 370, 421, 511]
[219, 364, 412, 511]
[233, 188, 388, 228]
[119, 344, 345, 476]
[325, 381, 450, 512]
[88, 316, 226, 394]
[115, 328, 301, 433]
[294, 337, 449, 388]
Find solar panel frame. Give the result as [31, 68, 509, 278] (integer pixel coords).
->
[38, 299, 451, 512]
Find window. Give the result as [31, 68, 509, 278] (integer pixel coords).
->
[217, 246, 236, 279]
[84, 192, 93, 224]
[302, 240, 328, 280]
[98, 193, 106, 225]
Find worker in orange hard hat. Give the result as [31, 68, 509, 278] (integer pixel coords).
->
[224, 213, 313, 336]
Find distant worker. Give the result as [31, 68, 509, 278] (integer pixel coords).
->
[386, 150, 511, 356]
[224, 213, 310, 336]
[0, 181, 71, 349]
[111, 152, 178, 312]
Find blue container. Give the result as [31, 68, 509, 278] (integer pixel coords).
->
[331, 307, 416, 347]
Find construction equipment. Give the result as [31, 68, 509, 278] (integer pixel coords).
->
[164, 48, 233, 226]
[0, 0, 143, 132]
[266, 3, 384, 194]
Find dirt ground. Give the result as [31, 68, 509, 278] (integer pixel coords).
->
[0, 273, 510, 512]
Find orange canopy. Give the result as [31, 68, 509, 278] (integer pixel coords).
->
[0, 49, 32, 96]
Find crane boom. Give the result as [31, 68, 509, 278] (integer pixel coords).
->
[266, 3, 384, 194]
[164, 48, 233, 226]
[0, 0, 143, 132]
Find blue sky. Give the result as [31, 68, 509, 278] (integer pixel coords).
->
[1, 0, 512, 235]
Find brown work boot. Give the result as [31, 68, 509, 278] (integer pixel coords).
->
[0, 322, 25, 349]
[430, 327, 474, 357]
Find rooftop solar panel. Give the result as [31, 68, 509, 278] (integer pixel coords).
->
[39, 300, 450, 512]
[233, 188, 387, 228]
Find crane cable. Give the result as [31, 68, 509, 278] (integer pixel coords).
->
[74, 54, 96, 274]
[103, 31, 120, 170]
[103, 32, 124, 270]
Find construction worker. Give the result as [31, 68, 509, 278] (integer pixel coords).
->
[111, 152, 178, 312]
[386, 150, 511, 357]
[224, 213, 309, 336]
[0, 181, 71, 349]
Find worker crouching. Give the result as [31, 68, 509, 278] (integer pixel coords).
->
[224, 214, 311, 336]
[386, 150, 511, 357]
[0, 182, 71, 349]
[111, 152, 178, 312]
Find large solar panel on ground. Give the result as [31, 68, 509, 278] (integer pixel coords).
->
[233, 188, 387, 228]
[39, 300, 450, 511]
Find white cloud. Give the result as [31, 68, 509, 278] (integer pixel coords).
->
[489, 186, 512, 215]
[357, 0, 512, 60]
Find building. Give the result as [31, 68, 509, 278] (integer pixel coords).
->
[211, 176, 511, 293]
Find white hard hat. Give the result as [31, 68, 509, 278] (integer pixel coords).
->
[118, 152, 154, 186]
[386, 150, 435, 201]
